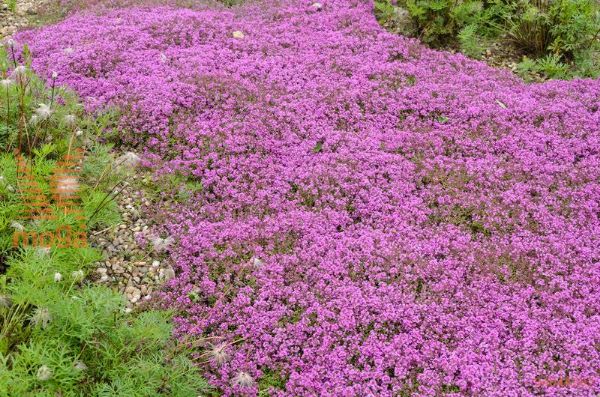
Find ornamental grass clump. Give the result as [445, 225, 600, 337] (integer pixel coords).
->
[16, 0, 600, 395]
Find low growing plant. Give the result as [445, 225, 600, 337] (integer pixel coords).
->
[378, 0, 600, 79]
[377, 0, 484, 47]
[0, 42, 209, 396]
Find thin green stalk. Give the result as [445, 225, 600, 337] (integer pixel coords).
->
[5, 84, 9, 137]
[86, 180, 126, 227]
[49, 79, 56, 108]
[9, 45, 17, 69]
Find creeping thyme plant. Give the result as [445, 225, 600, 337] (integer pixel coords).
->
[0, 43, 208, 396]
[0, 0, 597, 395]
[10, 1, 599, 395]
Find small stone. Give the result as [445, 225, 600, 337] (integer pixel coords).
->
[73, 361, 87, 371]
[232, 30, 245, 39]
[251, 257, 263, 267]
[163, 267, 176, 281]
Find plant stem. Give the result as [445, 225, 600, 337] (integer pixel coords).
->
[49, 79, 56, 108]
[9, 45, 17, 69]
[5, 85, 9, 142]
[86, 180, 126, 226]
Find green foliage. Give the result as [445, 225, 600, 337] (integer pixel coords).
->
[218, 0, 245, 6]
[375, 0, 398, 22]
[0, 48, 209, 396]
[4, 0, 16, 12]
[141, 172, 203, 204]
[82, 189, 121, 228]
[374, 0, 417, 34]
[393, 0, 484, 46]
[378, 0, 600, 79]
[517, 53, 580, 80]
[458, 24, 486, 58]
[0, 279, 209, 396]
[496, 0, 599, 56]
[534, 53, 571, 78]
[258, 368, 287, 396]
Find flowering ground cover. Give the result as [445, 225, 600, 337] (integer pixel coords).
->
[16, 0, 600, 395]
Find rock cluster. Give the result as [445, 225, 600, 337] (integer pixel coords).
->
[0, 0, 47, 38]
[88, 161, 175, 309]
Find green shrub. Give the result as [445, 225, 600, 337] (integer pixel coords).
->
[498, 0, 599, 57]
[0, 43, 209, 396]
[401, 0, 483, 46]
[377, 0, 600, 79]
[458, 23, 487, 58]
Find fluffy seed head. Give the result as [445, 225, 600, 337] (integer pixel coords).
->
[31, 307, 52, 329]
[35, 103, 52, 120]
[37, 365, 53, 381]
[232, 371, 254, 387]
[55, 175, 79, 197]
[209, 343, 229, 365]
[10, 221, 24, 231]
[64, 114, 76, 125]
[152, 236, 174, 253]
[37, 246, 51, 255]
[12, 65, 26, 76]
[0, 295, 12, 308]
[0, 79, 12, 88]
[71, 270, 85, 282]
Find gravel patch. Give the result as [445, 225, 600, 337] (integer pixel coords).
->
[88, 167, 175, 310]
[0, 0, 51, 38]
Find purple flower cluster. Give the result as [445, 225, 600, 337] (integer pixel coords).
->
[18, 0, 600, 395]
